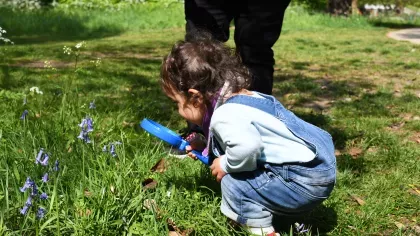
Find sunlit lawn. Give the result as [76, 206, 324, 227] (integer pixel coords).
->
[0, 4, 419, 235]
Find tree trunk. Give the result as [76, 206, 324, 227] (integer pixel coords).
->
[351, 0, 360, 15]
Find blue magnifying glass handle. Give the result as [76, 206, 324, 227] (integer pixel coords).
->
[191, 150, 211, 165]
[140, 118, 212, 166]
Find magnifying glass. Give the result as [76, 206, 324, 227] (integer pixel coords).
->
[140, 118, 212, 165]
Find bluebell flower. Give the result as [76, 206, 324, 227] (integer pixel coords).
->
[31, 182, 38, 196]
[25, 196, 33, 207]
[40, 192, 48, 200]
[86, 117, 93, 132]
[36, 207, 46, 219]
[40, 153, 49, 166]
[78, 118, 87, 128]
[102, 145, 107, 152]
[20, 177, 34, 192]
[53, 160, 59, 171]
[35, 148, 44, 164]
[77, 130, 91, 143]
[294, 223, 309, 234]
[89, 101, 96, 109]
[110, 144, 117, 157]
[20, 110, 28, 120]
[41, 173, 49, 183]
[20, 205, 30, 215]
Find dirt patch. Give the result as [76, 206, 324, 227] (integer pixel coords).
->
[10, 60, 72, 68]
[82, 51, 161, 60]
[387, 28, 420, 44]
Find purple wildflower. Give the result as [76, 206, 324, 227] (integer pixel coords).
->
[53, 160, 59, 171]
[110, 144, 117, 157]
[20, 177, 34, 192]
[40, 153, 49, 166]
[86, 117, 93, 132]
[36, 207, 46, 219]
[77, 130, 91, 143]
[89, 101, 96, 109]
[294, 223, 309, 234]
[20, 110, 29, 120]
[40, 192, 48, 200]
[20, 205, 30, 215]
[35, 148, 44, 164]
[31, 182, 38, 196]
[41, 173, 49, 183]
[78, 118, 87, 128]
[25, 196, 33, 207]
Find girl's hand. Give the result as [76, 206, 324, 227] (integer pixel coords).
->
[185, 145, 198, 160]
[210, 158, 227, 182]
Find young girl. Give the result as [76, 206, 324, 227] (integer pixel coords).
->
[160, 38, 336, 235]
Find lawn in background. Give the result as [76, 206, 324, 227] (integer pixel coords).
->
[0, 3, 419, 235]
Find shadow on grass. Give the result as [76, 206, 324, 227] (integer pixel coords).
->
[369, 21, 420, 29]
[272, 204, 338, 235]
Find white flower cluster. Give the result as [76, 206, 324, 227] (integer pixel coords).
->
[63, 46, 72, 55]
[90, 57, 102, 67]
[75, 41, 85, 49]
[29, 86, 43, 95]
[0, 0, 41, 10]
[0, 26, 14, 45]
[63, 41, 86, 55]
[44, 61, 57, 71]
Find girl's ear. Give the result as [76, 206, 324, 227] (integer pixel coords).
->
[188, 89, 204, 107]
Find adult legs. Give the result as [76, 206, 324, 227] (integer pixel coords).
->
[234, 0, 291, 95]
[184, 0, 233, 42]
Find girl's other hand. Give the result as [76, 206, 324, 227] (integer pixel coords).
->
[210, 158, 227, 182]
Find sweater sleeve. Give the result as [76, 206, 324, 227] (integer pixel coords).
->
[211, 105, 263, 173]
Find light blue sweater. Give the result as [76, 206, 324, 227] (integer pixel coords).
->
[211, 93, 316, 173]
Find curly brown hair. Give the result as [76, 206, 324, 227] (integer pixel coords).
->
[160, 36, 251, 107]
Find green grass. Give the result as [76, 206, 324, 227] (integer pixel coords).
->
[1, 3, 420, 236]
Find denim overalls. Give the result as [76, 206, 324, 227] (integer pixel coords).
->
[211, 92, 336, 227]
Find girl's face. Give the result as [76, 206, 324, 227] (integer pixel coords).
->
[167, 88, 206, 126]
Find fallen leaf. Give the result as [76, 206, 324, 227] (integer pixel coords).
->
[348, 147, 363, 159]
[151, 159, 167, 173]
[335, 150, 342, 156]
[167, 218, 192, 236]
[347, 225, 356, 230]
[78, 209, 92, 217]
[67, 146, 72, 153]
[412, 225, 420, 234]
[366, 146, 378, 154]
[122, 121, 135, 127]
[84, 189, 92, 197]
[35, 113, 41, 118]
[169, 232, 181, 236]
[394, 221, 406, 230]
[350, 194, 366, 205]
[143, 199, 158, 211]
[142, 178, 158, 190]
[388, 122, 405, 130]
[407, 185, 420, 197]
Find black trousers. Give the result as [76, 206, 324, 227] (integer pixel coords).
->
[185, 0, 291, 95]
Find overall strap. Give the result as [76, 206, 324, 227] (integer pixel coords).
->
[224, 94, 277, 117]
